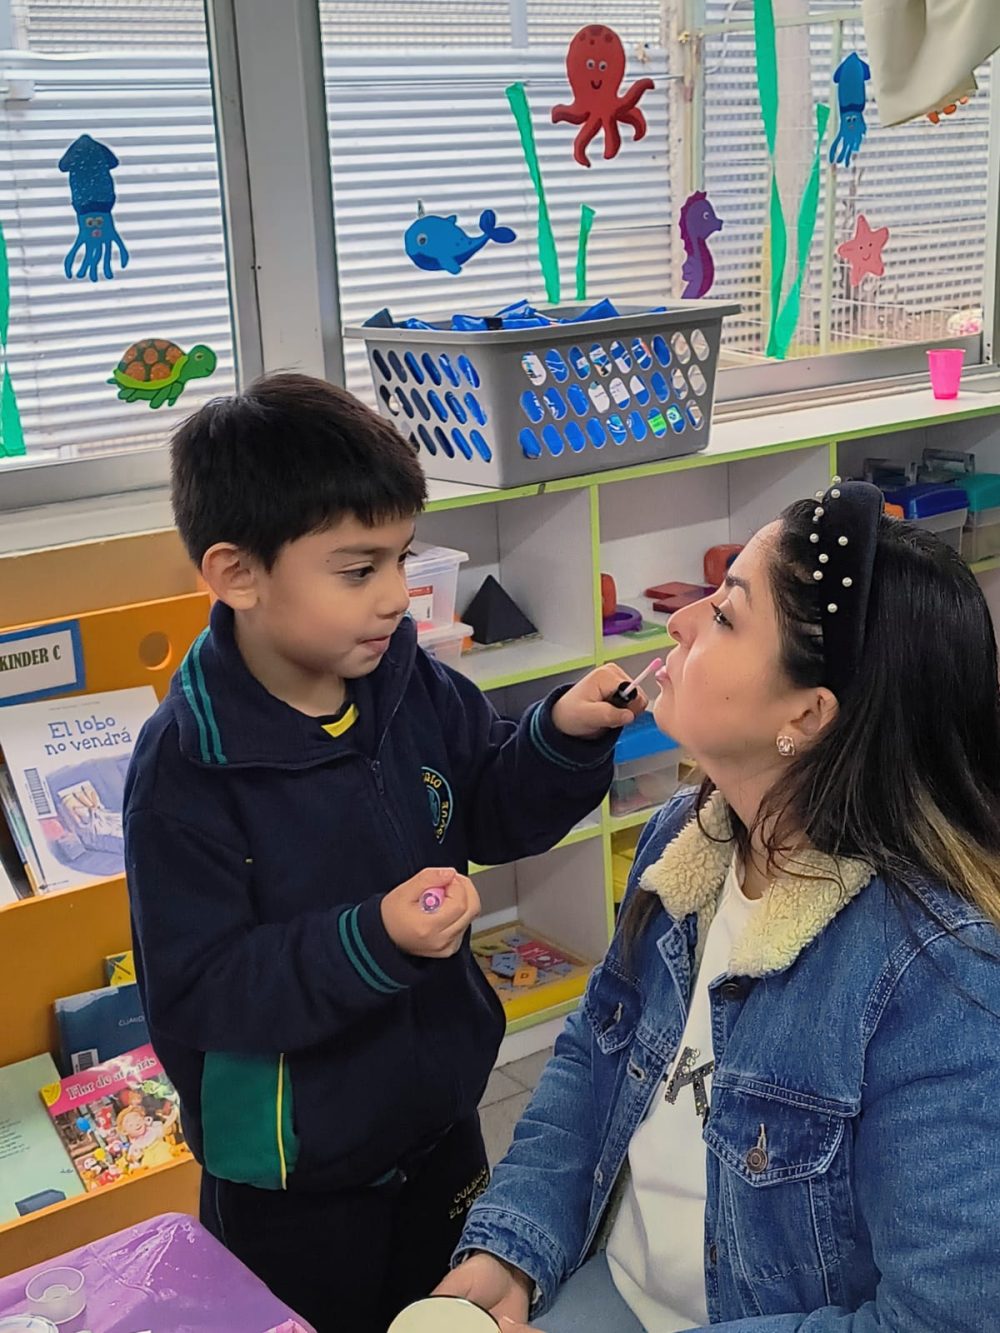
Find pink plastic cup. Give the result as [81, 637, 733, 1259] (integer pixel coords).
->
[927, 348, 965, 399]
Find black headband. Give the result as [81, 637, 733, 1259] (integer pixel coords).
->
[806, 479, 883, 697]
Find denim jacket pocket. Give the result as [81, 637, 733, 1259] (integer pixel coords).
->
[704, 1083, 853, 1296]
[704, 1084, 845, 1186]
[583, 963, 641, 1055]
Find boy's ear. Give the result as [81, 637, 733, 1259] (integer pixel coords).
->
[200, 542, 260, 610]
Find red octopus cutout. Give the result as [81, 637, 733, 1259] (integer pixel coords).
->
[551, 25, 655, 168]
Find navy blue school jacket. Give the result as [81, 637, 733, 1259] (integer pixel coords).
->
[123, 601, 615, 1194]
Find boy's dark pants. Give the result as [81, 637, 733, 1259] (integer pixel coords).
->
[200, 1115, 490, 1333]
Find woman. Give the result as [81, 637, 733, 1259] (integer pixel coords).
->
[436, 480, 1000, 1331]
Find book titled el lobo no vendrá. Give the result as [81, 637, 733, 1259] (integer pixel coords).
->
[40, 1044, 189, 1192]
[0, 686, 158, 892]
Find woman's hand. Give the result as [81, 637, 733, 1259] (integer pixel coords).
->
[433, 1252, 533, 1324]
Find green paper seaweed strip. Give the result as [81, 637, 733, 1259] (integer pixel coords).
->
[773, 103, 831, 357]
[0, 214, 25, 458]
[506, 81, 561, 304]
[576, 204, 596, 300]
[753, 0, 829, 360]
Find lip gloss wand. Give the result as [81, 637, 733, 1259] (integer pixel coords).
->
[609, 656, 663, 709]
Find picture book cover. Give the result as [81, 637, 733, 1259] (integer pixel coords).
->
[40, 1043, 189, 1191]
[472, 923, 591, 1022]
[54, 981, 149, 1074]
[0, 1052, 86, 1223]
[0, 686, 158, 891]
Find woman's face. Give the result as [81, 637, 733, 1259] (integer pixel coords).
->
[653, 523, 818, 781]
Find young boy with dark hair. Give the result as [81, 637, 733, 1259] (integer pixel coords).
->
[124, 374, 640, 1333]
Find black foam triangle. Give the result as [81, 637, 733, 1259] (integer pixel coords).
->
[463, 575, 538, 645]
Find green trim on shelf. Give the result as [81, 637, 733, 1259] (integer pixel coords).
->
[608, 806, 660, 836]
[469, 818, 603, 875]
[589, 486, 603, 656]
[970, 554, 1000, 575]
[424, 398, 1000, 518]
[601, 819, 615, 940]
[475, 651, 595, 692]
[425, 438, 826, 514]
[505, 993, 584, 1035]
[600, 628, 675, 663]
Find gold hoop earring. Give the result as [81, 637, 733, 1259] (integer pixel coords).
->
[776, 735, 796, 758]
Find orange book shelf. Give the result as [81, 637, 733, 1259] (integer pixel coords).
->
[0, 590, 209, 1277]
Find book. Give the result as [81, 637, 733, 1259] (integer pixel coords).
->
[0, 1052, 86, 1222]
[40, 1044, 189, 1191]
[54, 982, 149, 1075]
[104, 949, 135, 985]
[0, 686, 158, 892]
[0, 855, 19, 905]
[0, 761, 43, 892]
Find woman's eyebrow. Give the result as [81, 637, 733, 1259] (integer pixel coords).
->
[725, 573, 751, 604]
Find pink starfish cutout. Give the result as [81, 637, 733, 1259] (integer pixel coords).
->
[837, 214, 889, 286]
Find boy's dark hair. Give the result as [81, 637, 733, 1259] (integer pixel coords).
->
[170, 373, 427, 569]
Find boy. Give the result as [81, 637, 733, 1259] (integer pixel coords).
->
[124, 374, 640, 1333]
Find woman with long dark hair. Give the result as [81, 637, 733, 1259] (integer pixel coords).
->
[436, 481, 1000, 1331]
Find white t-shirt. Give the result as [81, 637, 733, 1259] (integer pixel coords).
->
[606, 857, 761, 1332]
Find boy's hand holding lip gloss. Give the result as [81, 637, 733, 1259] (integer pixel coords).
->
[608, 656, 663, 710]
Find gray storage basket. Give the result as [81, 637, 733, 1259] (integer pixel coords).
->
[347, 300, 740, 488]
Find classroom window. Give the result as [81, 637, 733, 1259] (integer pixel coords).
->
[321, 0, 993, 401]
[319, 0, 671, 398]
[702, 0, 991, 363]
[0, 0, 235, 466]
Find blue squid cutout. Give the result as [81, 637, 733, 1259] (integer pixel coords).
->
[829, 53, 871, 168]
[404, 202, 516, 275]
[59, 134, 129, 282]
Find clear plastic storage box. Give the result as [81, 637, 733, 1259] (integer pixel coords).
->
[882, 483, 968, 552]
[405, 543, 469, 630]
[960, 475, 1000, 563]
[418, 620, 471, 669]
[610, 713, 681, 818]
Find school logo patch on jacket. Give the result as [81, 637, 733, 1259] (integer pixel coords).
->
[422, 767, 453, 841]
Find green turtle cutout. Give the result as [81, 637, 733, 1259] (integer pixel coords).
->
[109, 338, 217, 409]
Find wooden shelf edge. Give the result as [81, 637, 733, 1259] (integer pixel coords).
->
[0, 1155, 200, 1278]
[0, 873, 127, 918]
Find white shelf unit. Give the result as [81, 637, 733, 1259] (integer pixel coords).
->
[415, 404, 1000, 1058]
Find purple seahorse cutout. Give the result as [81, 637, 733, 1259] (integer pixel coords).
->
[679, 191, 724, 299]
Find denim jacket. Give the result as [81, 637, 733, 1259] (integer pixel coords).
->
[459, 790, 1000, 1330]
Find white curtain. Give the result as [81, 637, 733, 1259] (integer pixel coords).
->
[862, 0, 1000, 125]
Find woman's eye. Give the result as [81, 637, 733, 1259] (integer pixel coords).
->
[711, 602, 732, 629]
[344, 566, 374, 582]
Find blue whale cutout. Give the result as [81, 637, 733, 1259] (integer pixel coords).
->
[404, 203, 517, 275]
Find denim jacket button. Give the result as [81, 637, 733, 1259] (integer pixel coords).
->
[720, 979, 748, 1001]
[745, 1146, 768, 1173]
[708, 1244, 718, 1265]
[595, 1167, 604, 1186]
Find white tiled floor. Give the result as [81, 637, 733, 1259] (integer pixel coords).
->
[479, 1046, 554, 1165]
